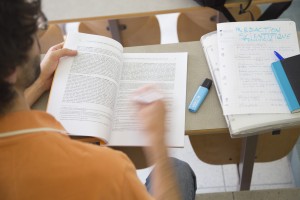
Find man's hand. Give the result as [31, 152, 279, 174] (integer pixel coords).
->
[134, 85, 166, 145]
[133, 85, 181, 200]
[25, 43, 77, 106]
[39, 42, 77, 92]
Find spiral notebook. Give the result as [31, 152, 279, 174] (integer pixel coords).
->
[201, 21, 300, 138]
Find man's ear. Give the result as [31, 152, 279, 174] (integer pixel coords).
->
[4, 69, 18, 84]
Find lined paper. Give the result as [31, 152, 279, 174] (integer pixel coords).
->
[217, 21, 299, 115]
[201, 30, 300, 138]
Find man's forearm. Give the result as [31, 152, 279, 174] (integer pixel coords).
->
[145, 138, 182, 200]
[133, 89, 181, 200]
[24, 78, 47, 107]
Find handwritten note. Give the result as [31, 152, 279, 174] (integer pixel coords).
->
[236, 26, 291, 42]
[217, 21, 299, 115]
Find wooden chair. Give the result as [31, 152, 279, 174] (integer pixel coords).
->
[177, 5, 261, 42]
[38, 24, 65, 53]
[189, 128, 300, 165]
[177, 7, 217, 42]
[227, 5, 261, 21]
[78, 16, 160, 47]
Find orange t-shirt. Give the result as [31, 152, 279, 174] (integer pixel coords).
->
[0, 110, 154, 200]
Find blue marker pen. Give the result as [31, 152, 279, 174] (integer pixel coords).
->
[274, 51, 284, 61]
[188, 78, 212, 113]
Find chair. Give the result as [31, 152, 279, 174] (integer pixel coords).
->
[177, 5, 261, 42]
[78, 16, 160, 47]
[38, 24, 65, 53]
[189, 129, 300, 165]
[177, 7, 217, 42]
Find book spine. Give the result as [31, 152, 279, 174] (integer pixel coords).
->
[271, 61, 300, 113]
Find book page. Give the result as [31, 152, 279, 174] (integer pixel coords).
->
[217, 21, 299, 115]
[47, 33, 123, 142]
[109, 53, 188, 147]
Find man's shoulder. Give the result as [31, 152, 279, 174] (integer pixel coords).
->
[44, 132, 133, 169]
[54, 136, 136, 180]
[1, 110, 136, 178]
[67, 136, 131, 165]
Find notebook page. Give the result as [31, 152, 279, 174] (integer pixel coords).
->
[201, 32, 222, 101]
[201, 30, 300, 138]
[217, 21, 299, 115]
[201, 32, 229, 126]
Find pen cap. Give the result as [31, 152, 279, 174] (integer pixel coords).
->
[201, 78, 212, 90]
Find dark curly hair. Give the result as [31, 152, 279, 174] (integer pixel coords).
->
[0, 0, 41, 111]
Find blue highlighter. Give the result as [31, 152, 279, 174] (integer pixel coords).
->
[188, 78, 212, 113]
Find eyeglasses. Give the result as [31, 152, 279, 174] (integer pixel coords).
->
[37, 11, 48, 31]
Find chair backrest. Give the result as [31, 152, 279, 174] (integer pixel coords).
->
[38, 24, 64, 54]
[189, 128, 300, 165]
[227, 5, 261, 21]
[78, 16, 161, 47]
[177, 7, 217, 42]
[177, 5, 261, 42]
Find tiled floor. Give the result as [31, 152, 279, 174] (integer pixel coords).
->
[137, 2, 300, 193]
[137, 136, 296, 194]
[64, 1, 300, 194]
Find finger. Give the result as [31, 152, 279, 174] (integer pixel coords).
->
[133, 91, 163, 104]
[49, 42, 64, 51]
[133, 85, 163, 104]
[51, 48, 77, 60]
[133, 84, 156, 96]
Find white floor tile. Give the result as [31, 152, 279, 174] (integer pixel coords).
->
[225, 186, 239, 192]
[183, 135, 195, 153]
[188, 154, 225, 189]
[223, 164, 239, 187]
[250, 183, 295, 191]
[167, 136, 195, 160]
[197, 187, 226, 194]
[251, 157, 294, 186]
[136, 166, 153, 184]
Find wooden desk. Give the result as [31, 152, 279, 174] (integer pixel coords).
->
[43, 0, 291, 23]
[33, 41, 300, 191]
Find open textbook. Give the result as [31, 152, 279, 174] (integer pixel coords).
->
[47, 32, 187, 147]
[201, 25, 300, 138]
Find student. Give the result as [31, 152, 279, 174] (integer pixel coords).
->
[0, 0, 196, 199]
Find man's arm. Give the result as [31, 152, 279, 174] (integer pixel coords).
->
[25, 43, 77, 106]
[134, 86, 181, 200]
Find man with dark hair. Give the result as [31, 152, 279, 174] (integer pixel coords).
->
[0, 0, 196, 199]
